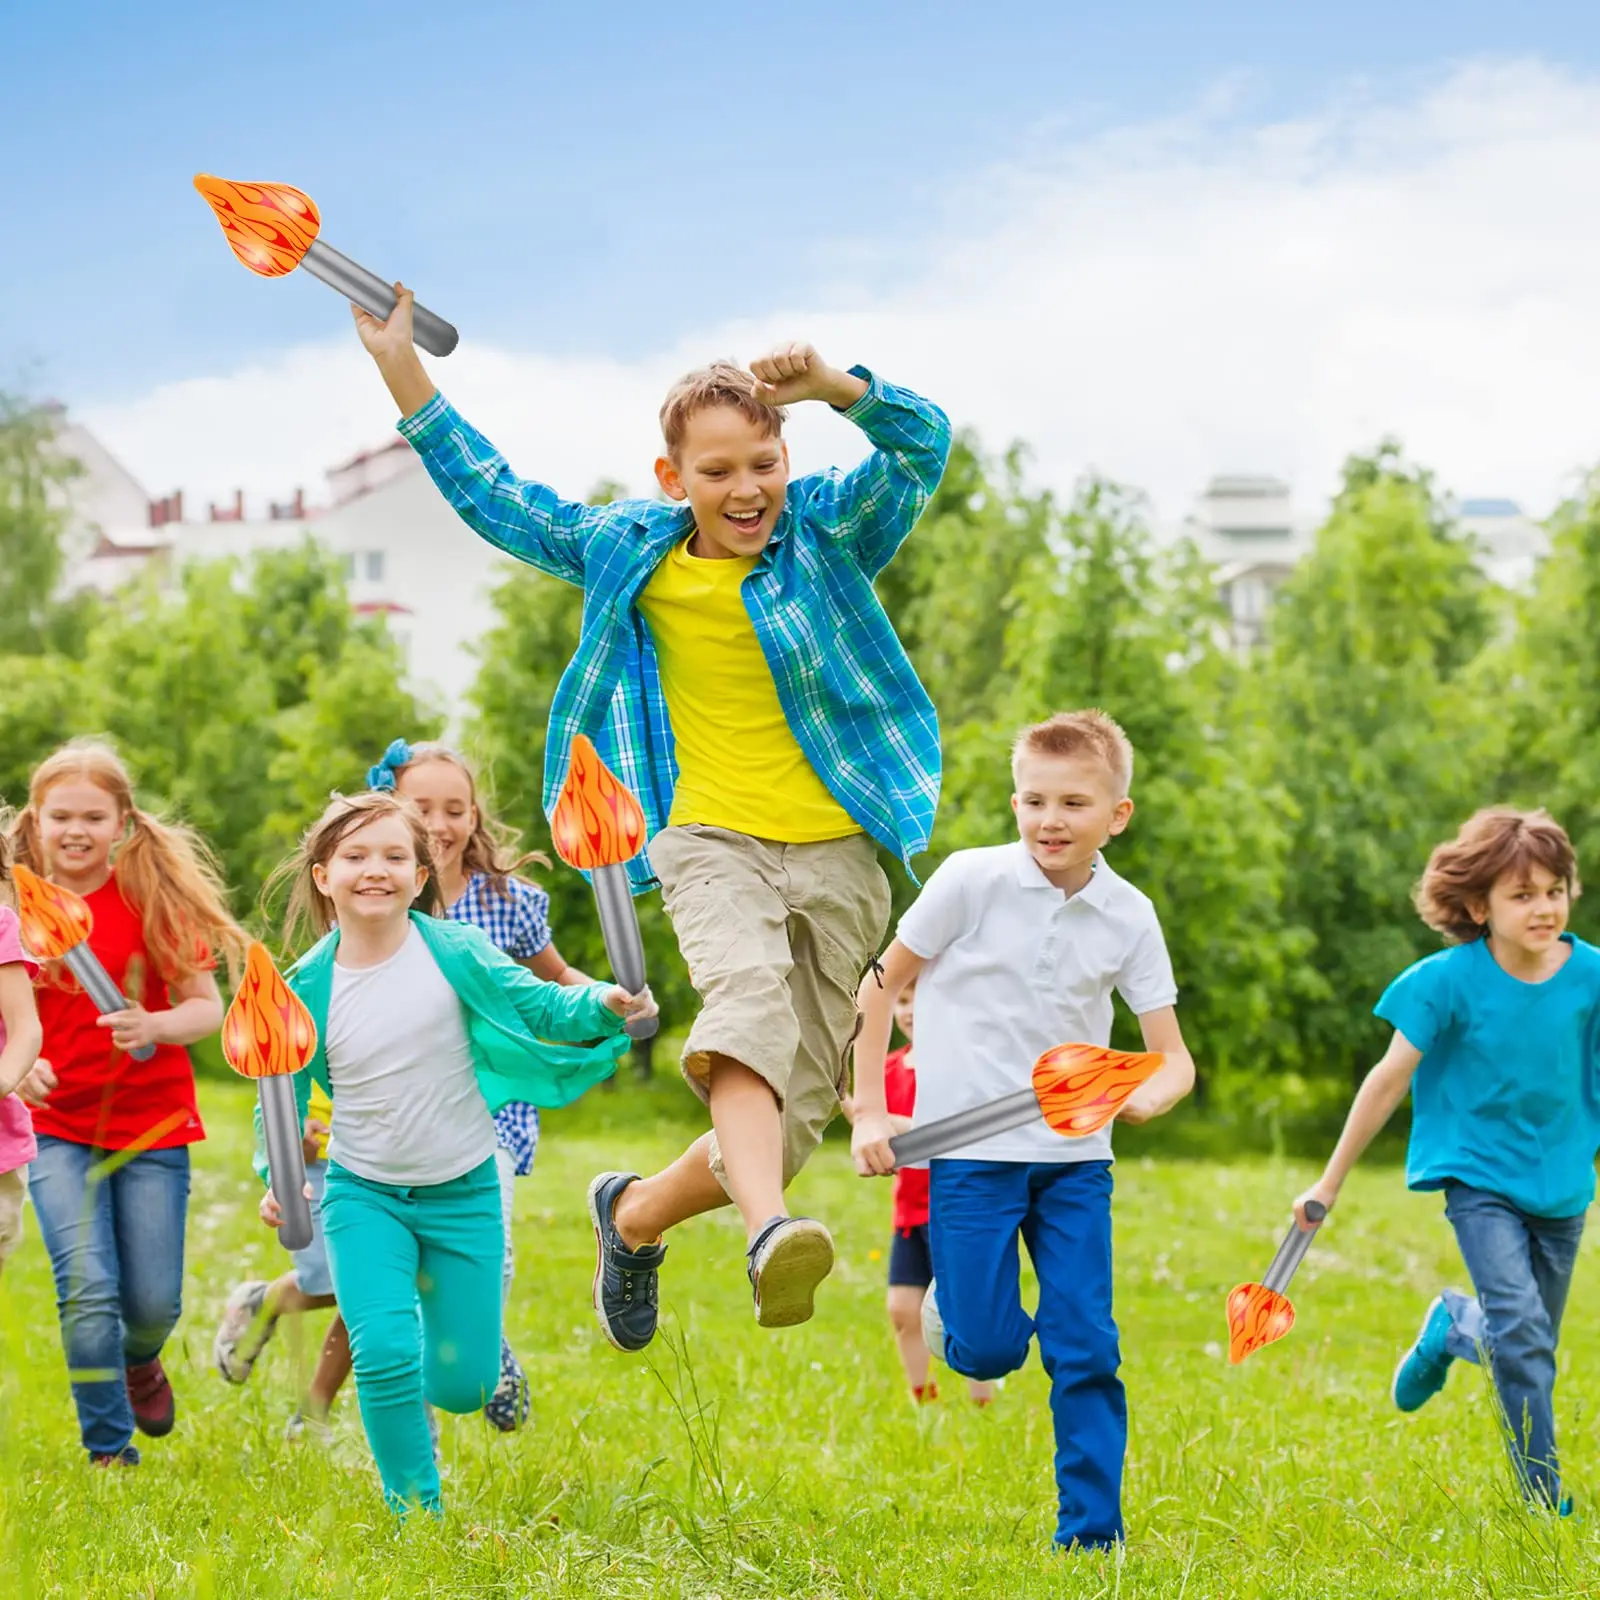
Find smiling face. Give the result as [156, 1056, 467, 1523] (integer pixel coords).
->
[395, 757, 476, 882]
[1476, 863, 1570, 959]
[38, 779, 124, 890]
[892, 981, 916, 1044]
[1010, 752, 1133, 889]
[311, 812, 428, 932]
[654, 404, 790, 560]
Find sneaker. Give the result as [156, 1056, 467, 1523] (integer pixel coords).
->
[125, 1358, 175, 1438]
[1392, 1295, 1455, 1413]
[213, 1279, 276, 1384]
[482, 1336, 530, 1432]
[587, 1172, 667, 1352]
[746, 1216, 834, 1329]
[921, 1280, 946, 1363]
[90, 1445, 140, 1468]
[284, 1409, 331, 1445]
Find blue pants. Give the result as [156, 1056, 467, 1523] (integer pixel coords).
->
[28, 1136, 190, 1457]
[321, 1157, 504, 1515]
[1439, 1184, 1585, 1505]
[929, 1159, 1124, 1549]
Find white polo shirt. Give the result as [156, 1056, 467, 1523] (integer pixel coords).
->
[896, 842, 1178, 1165]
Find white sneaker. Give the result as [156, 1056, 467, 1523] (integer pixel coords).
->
[213, 1280, 275, 1384]
[921, 1280, 947, 1363]
[284, 1409, 331, 1445]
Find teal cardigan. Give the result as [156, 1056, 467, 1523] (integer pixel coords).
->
[252, 911, 629, 1181]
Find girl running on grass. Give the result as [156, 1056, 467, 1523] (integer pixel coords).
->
[1294, 807, 1600, 1514]
[6, 739, 246, 1467]
[0, 819, 45, 1284]
[257, 789, 649, 1515]
[381, 737, 598, 1431]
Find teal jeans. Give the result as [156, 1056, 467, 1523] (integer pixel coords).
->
[321, 1157, 503, 1514]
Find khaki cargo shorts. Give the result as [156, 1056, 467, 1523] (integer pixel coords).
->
[0, 1166, 26, 1270]
[649, 824, 892, 1192]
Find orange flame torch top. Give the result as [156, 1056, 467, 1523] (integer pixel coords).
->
[1226, 1282, 1298, 1364]
[1031, 1043, 1165, 1138]
[551, 735, 647, 871]
[10, 864, 92, 961]
[221, 942, 318, 1080]
[193, 176, 322, 278]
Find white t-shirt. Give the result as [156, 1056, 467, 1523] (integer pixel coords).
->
[896, 843, 1178, 1164]
[324, 925, 498, 1186]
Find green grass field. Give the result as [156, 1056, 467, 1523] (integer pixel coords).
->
[3, 1074, 1599, 1599]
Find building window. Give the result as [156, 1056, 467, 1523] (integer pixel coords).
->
[364, 550, 385, 583]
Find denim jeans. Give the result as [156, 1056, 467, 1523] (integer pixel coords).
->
[28, 1136, 191, 1457]
[929, 1159, 1124, 1550]
[1440, 1183, 1585, 1505]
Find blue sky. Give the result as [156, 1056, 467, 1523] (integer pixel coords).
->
[5, 0, 1599, 408]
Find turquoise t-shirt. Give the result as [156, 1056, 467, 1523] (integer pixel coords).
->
[1376, 935, 1600, 1218]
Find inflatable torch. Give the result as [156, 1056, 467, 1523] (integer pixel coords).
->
[11, 865, 156, 1062]
[887, 1043, 1165, 1166]
[551, 735, 657, 1041]
[1225, 1201, 1327, 1364]
[223, 942, 317, 1253]
[194, 175, 459, 356]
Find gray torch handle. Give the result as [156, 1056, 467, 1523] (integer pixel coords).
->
[259, 1075, 314, 1253]
[593, 863, 658, 1041]
[889, 1088, 1042, 1167]
[300, 239, 459, 357]
[64, 945, 155, 1062]
[1261, 1199, 1326, 1294]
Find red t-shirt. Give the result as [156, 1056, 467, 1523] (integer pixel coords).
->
[886, 1044, 929, 1233]
[31, 875, 207, 1152]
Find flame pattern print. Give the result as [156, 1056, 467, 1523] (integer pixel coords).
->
[10, 865, 92, 961]
[193, 175, 322, 277]
[1226, 1282, 1297, 1364]
[1030, 1043, 1165, 1138]
[550, 735, 647, 871]
[221, 943, 318, 1080]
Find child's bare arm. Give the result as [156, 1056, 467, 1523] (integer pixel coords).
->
[97, 970, 223, 1054]
[851, 940, 926, 1177]
[1293, 1031, 1422, 1226]
[1117, 1006, 1195, 1126]
[0, 963, 43, 1099]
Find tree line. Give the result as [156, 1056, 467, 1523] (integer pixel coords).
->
[4, 394, 1596, 1131]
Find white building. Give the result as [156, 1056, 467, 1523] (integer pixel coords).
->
[50, 412, 519, 716]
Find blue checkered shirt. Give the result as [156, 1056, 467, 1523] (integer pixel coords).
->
[447, 873, 549, 1174]
[398, 367, 951, 892]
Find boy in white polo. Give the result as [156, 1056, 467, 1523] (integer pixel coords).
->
[850, 709, 1196, 1552]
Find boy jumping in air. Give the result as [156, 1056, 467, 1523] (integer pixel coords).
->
[851, 711, 1195, 1551]
[356, 292, 950, 1346]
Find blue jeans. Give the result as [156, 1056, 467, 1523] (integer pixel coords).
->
[27, 1136, 191, 1456]
[1439, 1184, 1585, 1506]
[929, 1159, 1124, 1549]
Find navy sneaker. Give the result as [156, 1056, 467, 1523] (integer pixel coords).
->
[746, 1216, 834, 1328]
[482, 1336, 530, 1432]
[587, 1172, 667, 1352]
[1392, 1295, 1455, 1413]
[90, 1445, 141, 1468]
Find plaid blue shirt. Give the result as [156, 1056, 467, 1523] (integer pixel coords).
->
[398, 367, 951, 892]
[447, 873, 549, 1175]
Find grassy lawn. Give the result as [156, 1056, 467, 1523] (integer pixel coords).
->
[3, 1072, 1599, 1598]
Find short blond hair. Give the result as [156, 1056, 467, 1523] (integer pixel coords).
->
[1011, 710, 1134, 798]
[659, 360, 786, 457]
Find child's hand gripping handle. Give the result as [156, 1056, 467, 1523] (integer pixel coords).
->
[1262, 1199, 1326, 1295]
[63, 946, 156, 1062]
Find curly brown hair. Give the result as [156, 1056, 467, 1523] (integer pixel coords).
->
[1414, 807, 1579, 944]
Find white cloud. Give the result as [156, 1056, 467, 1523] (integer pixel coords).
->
[82, 59, 1600, 528]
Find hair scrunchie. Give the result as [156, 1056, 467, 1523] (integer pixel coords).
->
[366, 738, 414, 792]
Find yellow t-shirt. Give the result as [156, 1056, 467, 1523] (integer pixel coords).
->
[637, 536, 861, 841]
[306, 1082, 333, 1162]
